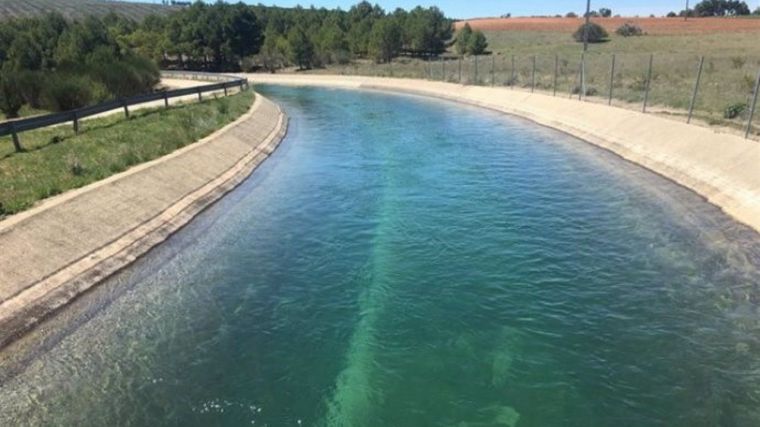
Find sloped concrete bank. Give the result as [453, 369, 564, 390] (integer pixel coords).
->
[248, 74, 760, 235]
[0, 94, 288, 349]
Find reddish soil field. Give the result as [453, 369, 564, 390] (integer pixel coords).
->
[455, 17, 760, 35]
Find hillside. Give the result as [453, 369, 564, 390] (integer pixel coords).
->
[0, 0, 180, 21]
[456, 16, 760, 35]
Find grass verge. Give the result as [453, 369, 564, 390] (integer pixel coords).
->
[0, 89, 254, 217]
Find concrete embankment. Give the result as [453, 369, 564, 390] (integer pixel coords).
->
[248, 74, 760, 235]
[0, 93, 288, 348]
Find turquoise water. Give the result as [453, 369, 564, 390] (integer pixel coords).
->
[2, 86, 760, 426]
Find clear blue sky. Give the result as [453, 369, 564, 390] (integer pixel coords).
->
[138, 0, 760, 19]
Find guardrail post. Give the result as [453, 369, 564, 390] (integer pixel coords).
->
[73, 111, 79, 134]
[608, 54, 616, 106]
[746, 69, 760, 139]
[10, 123, 22, 152]
[687, 56, 705, 124]
[643, 54, 654, 113]
[164, 91, 169, 108]
[223, 83, 228, 97]
[122, 100, 130, 118]
[197, 87, 203, 102]
[531, 55, 537, 93]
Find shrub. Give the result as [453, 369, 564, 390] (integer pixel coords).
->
[0, 72, 24, 119]
[573, 22, 609, 43]
[731, 56, 746, 69]
[667, 11, 678, 17]
[724, 102, 747, 119]
[615, 23, 644, 37]
[566, 12, 578, 18]
[42, 75, 96, 111]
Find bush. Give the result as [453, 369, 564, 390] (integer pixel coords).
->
[615, 23, 644, 37]
[0, 72, 24, 119]
[573, 22, 609, 43]
[42, 75, 96, 111]
[724, 102, 747, 119]
[667, 11, 678, 17]
[566, 12, 578, 18]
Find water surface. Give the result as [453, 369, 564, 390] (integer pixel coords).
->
[2, 86, 760, 426]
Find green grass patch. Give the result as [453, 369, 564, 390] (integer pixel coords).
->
[0, 90, 254, 217]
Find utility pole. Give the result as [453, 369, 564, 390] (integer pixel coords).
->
[684, 0, 690, 21]
[581, 0, 591, 99]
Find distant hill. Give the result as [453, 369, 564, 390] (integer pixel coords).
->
[0, 0, 181, 21]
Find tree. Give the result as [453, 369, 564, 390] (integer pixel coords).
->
[754, 6, 760, 15]
[287, 26, 314, 69]
[572, 22, 609, 43]
[566, 12, 578, 18]
[599, 8, 613, 17]
[468, 31, 488, 55]
[693, 0, 751, 16]
[455, 23, 472, 56]
[369, 18, 401, 63]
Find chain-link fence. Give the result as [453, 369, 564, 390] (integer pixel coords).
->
[313, 53, 760, 139]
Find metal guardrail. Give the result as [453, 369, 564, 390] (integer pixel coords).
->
[0, 72, 248, 152]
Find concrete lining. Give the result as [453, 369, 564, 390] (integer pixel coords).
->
[247, 74, 760, 235]
[0, 93, 288, 348]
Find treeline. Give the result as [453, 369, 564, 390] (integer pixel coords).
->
[125, 1, 454, 71]
[0, 1, 467, 118]
[0, 13, 159, 118]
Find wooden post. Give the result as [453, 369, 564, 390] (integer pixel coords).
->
[458, 57, 462, 83]
[553, 54, 559, 96]
[223, 83, 228, 97]
[531, 55, 537, 93]
[643, 54, 654, 113]
[197, 87, 203, 102]
[746, 70, 760, 139]
[10, 123, 21, 152]
[687, 56, 704, 124]
[164, 91, 169, 108]
[122, 100, 129, 118]
[73, 112, 79, 134]
[608, 54, 616, 106]
[442, 58, 445, 81]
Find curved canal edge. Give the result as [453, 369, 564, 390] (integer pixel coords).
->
[0, 93, 288, 350]
[248, 74, 760, 236]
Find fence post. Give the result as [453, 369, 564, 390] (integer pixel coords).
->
[442, 57, 445, 81]
[197, 87, 203, 102]
[223, 83, 228, 97]
[122, 100, 130, 118]
[687, 56, 704, 124]
[553, 54, 559, 96]
[9, 123, 22, 152]
[746, 69, 760, 139]
[73, 111, 79, 134]
[643, 54, 654, 113]
[608, 54, 616, 106]
[510, 55, 515, 87]
[531, 56, 537, 93]
[577, 54, 584, 100]
[474, 55, 479, 84]
[458, 57, 462, 83]
[164, 91, 169, 108]
[491, 55, 495, 87]
[580, 52, 586, 100]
